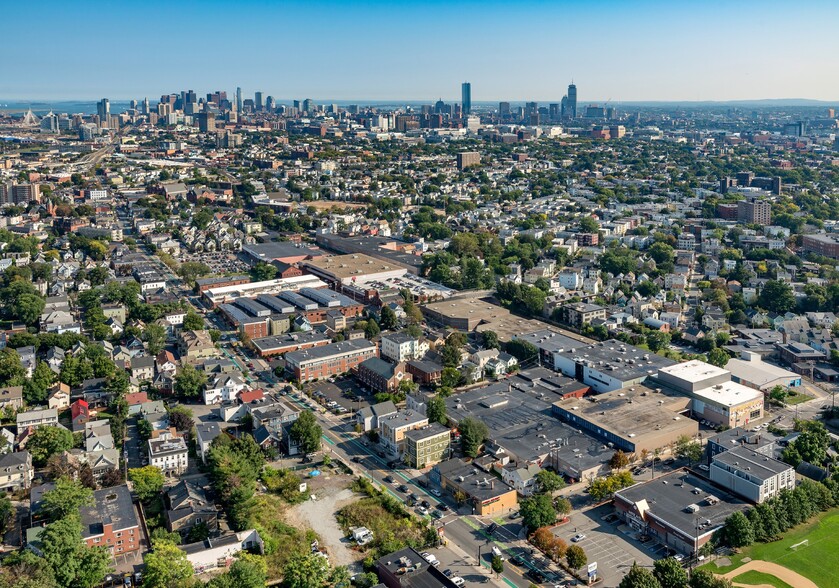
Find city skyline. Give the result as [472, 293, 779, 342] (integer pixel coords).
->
[4, 0, 839, 102]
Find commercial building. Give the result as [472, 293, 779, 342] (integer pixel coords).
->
[658, 360, 764, 428]
[405, 359, 443, 386]
[202, 274, 328, 307]
[376, 547, 460, 588]
[512, 329, 588, 368]
[379, 410, 429, 454]
[421, 293, 549, 339]
[725, 351, 801, 391]
[302, 253, 408, 287]
[710, 445, 795, 503]
[285, 340, 378, 382]
[242, 242, 323, 265]
[554, 340, 677, 393]
[404, 423, 451, 468]
[552, 385, 697, 455]
[614, 470, 748, 555]
[430, 458, 517, 516]
[706, 427, 774, 462]
[356, 358, 412, 394]
[356, 400, 397, 432]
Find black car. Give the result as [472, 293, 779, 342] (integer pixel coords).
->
[420, 500, 431, 509]
[351, 457, 362, 463]
[442, 569, 453, 578]
[526, 570, 546, 583]
[510, 555, 526, 566]
[384, 475, 395, 484]
[438, 503, 449, 511]
[487, 522, 498, 535]
[397, 485, 409, 493]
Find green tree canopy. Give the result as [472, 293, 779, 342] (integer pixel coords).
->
[458, 417, 488, 457]
[520, 493, 557, 531]
[289, 410, 322, 455]
[28, 426, 75, 467]
[426, 396, 447, 425]
[142, 539, 194, 588]
[619, 562, 661, 588]
[41, 477, 94, 521]
[128, 466, 165, 503]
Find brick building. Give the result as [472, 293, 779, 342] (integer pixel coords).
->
[356, 358, 411, 394]
[285, 340, 377, 382]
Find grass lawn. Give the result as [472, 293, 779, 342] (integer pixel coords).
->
[700, 508, 839, 588]
[732, 570, 794, 588]
[783, 391, 813, 405]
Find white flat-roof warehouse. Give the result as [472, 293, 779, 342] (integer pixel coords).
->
[202, 275, 328, 306]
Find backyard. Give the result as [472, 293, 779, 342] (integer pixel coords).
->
[702, 508, 839, 588]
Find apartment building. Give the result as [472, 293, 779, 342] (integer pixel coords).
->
[380, 332, 429, 362]
[379, 410, 429, 454]
[148, 435, 189, 475]
[710, 445, 794, 504]
[404, 423, 451, 469]
[285, 340, 377, 382]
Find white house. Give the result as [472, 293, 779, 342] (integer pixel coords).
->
[203, 373, 248, 405]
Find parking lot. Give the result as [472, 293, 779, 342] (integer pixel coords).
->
[308, 379, 375, 414]
[555, 505, 654, 587]
[177, 251, 249, 275]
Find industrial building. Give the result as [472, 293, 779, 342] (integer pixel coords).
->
[202, 274, 328, 307]
[552, 385, 698, 455]
[725, 351, 802, 391]
[553, 340, 677, 393]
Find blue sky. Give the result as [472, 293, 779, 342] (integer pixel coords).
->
[4, 0, 839, 102]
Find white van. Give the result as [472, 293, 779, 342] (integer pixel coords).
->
[491, 546, 504, 560]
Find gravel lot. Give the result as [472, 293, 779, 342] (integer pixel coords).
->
[285, 483, 361, 568]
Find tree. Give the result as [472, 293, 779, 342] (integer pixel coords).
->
[646, 331, 671, 353]
[174, 363, 207, 398]
[182, 310, 204, 331]
[620, 562, 662, 588]
[0, 549, 59, 587]
[11, 293, 46, 326]
[491, 555, 504, 577]
[143, 323, 167, 355]
[282, 552, 330, 588]
[0, 348, 25, 388]
[289, 410, 322, 455]
[674, 435, 703, 465]
[28, 426, 74, 467]
[520, 493, 557, 531]
[441, 367, 461, 389]
[426, 396, 447, 425]
[609, 450, 631, 471]
[579, 216, 600, 233]
[250, 262, 277, 282]
[758, 280, 796, 314]
[168, 405, 194, 432]
[707, 348, 730, 368]
[689, 570, 733, 588]
[565, 544, 587, 569]
[40, 514, 111, 588]
[535, 469, 565, 494]
[481, 331, 500, 350]
[441, 345, 463, 368]
[648, 242, 675, 266]
[129, 466, 165, 503]
[143, 539, 194, 588]
[379, 305, 398, 330]
[722, 510, 754, 548]
[504, 339, 539, 363]
[653, 557, 688, 588]
[458, 417, 488, 457]
[364, 318, 380, 339]
[24, 360, 55, 405]
[40, 477, 94, 521]
[782, 421, 830, 466]
[554, 496, 572, 517]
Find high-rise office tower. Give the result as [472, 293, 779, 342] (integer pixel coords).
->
[462, 82, 472, 115]
[130, 99, 137, 111]
[266, 96, 276, 112]
[525, 101, 537, 122]
[567, 82, 577, 118]
[198, 111, 216, 133]
[236, 87, 243, 112]
[549, 103, 559, 120]
[255, 91, 264, 111]
[142, 97, 149, 115]
[499, 102, 511, 120]
[97, 98, 110, 128]
[303, 98, 314, 113]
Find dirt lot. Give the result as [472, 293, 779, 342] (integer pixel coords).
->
[285, 477, 362, 568]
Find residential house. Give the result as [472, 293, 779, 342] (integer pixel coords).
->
[166, 480, 218, 536]
[356, 400, 398, 432]
[203, 373, 248, 405]
[0, 451, 32, 491]
[71, 399, 91, 432]
[501, 463, 542, 496]
[16, 407, 58, 430]
[178, 330, 217, 362]
[79, 485, 141, 556]
[0, 386, 23, 411]
[48, 383, 71, 410]
[195, 423, 222, 463]
[148, 434, 189, 476]
[130, 355, 155, 382]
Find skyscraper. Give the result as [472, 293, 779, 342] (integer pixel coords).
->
[142, 97, 149, 115]
[567, 82, 577, 119]
[461, 82, 472, 116]
[97, 98, 110, 129]
[236, 87, 243, 113]
[255, 91, 264, 111]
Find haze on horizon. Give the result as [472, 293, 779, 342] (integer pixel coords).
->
[4, 0, 839, 103]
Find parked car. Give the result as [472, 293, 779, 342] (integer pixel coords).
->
[571, 533, 586, 542]
[698, 464, 710, 471]
[430, 488, 441, 497]
[451, 577, 465, 587]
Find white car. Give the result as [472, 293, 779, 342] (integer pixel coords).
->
[698, 464, 710, 472]
[420, 552, 440, 566]
[430, 489, 442, 497]
[571, 533, 586, 542]
[451, 577, 465, 587]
